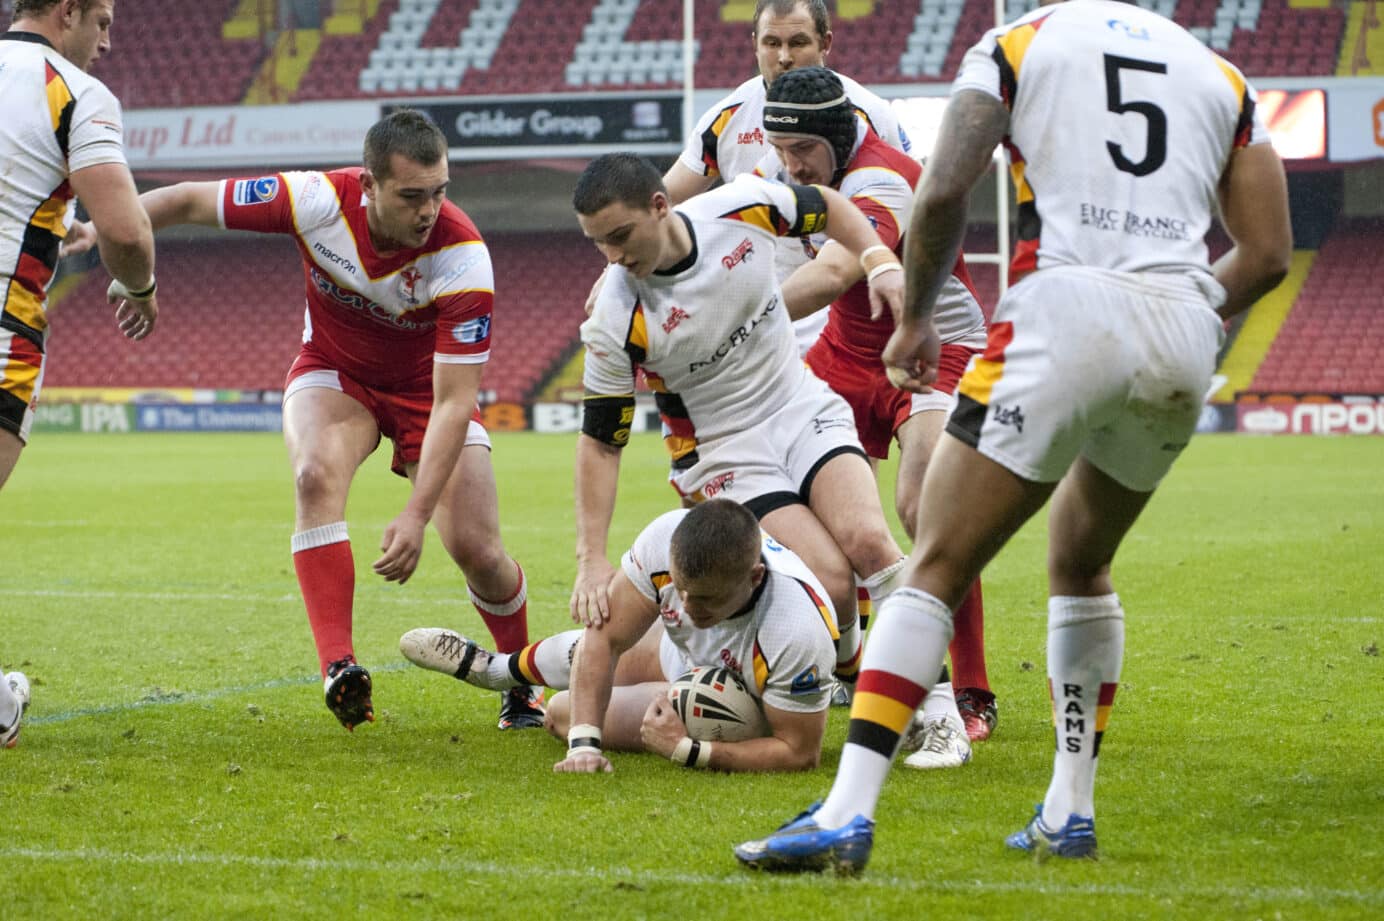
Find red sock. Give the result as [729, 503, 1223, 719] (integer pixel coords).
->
[291, 523, 354, 676]
[470, 560, 529, 655]
[949, 579, 990, 691]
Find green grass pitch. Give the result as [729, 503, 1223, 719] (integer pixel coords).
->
[2, 431, 1381, 918]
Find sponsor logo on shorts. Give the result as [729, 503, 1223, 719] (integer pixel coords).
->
[811, 415, 856, 435]
[721, 238, 754, 270]
[992, 403, 1025, 433]
[453, 316, 491, 345]
[232, 176, 279, 206]
[312, 241, 357, 275]
[790, 665, 820, 695]
[701, 471, 735, 498]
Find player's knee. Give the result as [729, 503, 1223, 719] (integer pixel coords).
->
[1048, 546, 1113, 592]
[292, 460, 341, 506]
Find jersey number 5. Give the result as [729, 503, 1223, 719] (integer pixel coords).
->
[1104, 54, 1168, 177]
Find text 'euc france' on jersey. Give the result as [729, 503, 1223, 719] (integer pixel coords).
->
[622, 510, 837, 714]
[756, 123, 987, 357]
[218, 168, 494, 390]
[954, 0, 1270, 282]
[1, 31, 126, 341]
[581, 175, 827, 461]
[679, 71, 910, 183]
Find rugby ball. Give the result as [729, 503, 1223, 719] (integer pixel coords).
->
[667, 666, 769, 742]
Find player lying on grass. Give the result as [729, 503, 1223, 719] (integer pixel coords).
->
[401, 499, 837, 773]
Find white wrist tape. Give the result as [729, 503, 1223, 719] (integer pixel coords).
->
[866, 262, 903, 283]
[567, 723, 602, 756]
[108, 276, 157, 302]
[671, 736, 712, 768]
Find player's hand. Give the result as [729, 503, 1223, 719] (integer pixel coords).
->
[553, 751, 614, 773]
[374, 509, 428, 584]
[60, 220, 98, 258]
[866, 265, 905, 323]
[109, 283, 158, 341]
[583, 266, 609, 317]
[639, 695, 689, 759]
[569, 557, 617, 627]
[881, 318, 941, 394]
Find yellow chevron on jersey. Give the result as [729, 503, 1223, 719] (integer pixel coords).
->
[44, 62, 74, 136]
[752, 641, 768, 693]
[699, 104, 742, 178]
[720, 203, 784, 235]
[992, 14, 1048, 105]
[624, 302, 650, 363]
[651, 572, 672, 591]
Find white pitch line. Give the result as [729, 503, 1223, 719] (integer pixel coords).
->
[1, 847, 1378, 904]
[0, 587, 465, 607]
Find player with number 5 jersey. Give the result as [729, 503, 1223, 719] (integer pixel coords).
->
[736, 0, 1292, 873]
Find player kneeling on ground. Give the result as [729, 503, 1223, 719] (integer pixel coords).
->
[401, 499, 837, 773]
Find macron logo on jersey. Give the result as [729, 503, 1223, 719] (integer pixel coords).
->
[232, 177, 279, 206]
[453, 316, 491, 345]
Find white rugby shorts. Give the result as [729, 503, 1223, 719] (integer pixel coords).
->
[669, 369, 865, 507]
[948, 265, 1225, 492]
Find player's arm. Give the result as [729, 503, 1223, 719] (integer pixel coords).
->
[810, 184, 906, 323]
[884, 89, 1007, 393]
[662, 160, 716, 205]
[373, 361, 483, 584]
[138, 181, 223, 230]
[555, 572, 661, 774]
[643, 699, 827, 772]
[68, 163, 158, 340]
[780, 241, 862, 321]
[1212, 142, 1292, 320]
[572, 408, 629, 626]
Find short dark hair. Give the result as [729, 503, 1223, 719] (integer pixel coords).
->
[13, 0, 99, 18]
[753, 0, 829, 41]
[572, 153, 667, 216]
[363, 109, 447, 181]
[670, 500, 762, 582]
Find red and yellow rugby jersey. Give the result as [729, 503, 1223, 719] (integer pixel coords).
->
[219, 167, 493, 390]
[954, 0, 1270, 283]
[0, 31, 127, 345]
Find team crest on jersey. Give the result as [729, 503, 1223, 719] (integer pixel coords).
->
[453, 315, 491, 345]
[399, 267, 424, 305]
[721, 238, 754, 270]
[661, 305, 689, 334]
[232, 177, 279, 206]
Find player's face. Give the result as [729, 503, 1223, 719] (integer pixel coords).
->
[65, 0, 114, 72]
[362, 153, 450, 251]
[577, 195, 669, 279]
[672, 561, 765, 629]
[767, 134, 835, 186]
[754, 4, 830, 85]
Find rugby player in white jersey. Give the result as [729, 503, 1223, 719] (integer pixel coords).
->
[588, 0, 909, 358]
[1, 0, 159, 746]
[571, 154, 974, 770]
[756, 65, 999, 751]
[69, 111, 544, 732]
[736, 0, 1291, 872]
[400, 499, 839, 773]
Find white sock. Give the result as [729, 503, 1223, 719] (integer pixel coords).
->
[816, 588, 953, 828]
[490, 629, 582, 690]
[1042, 594, 1124, 828]
[920, 678, 962, 730]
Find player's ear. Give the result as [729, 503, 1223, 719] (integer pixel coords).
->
[650, 190, 670, 217]
[750, 561, 767, 587]
[360, 170, 377, 198]
[819, 29, 833, 57]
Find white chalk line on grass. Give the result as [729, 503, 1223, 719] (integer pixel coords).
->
[1, 846, 1377, 904]
[1, 587, 468, 607]
[27, 662, 412, 727]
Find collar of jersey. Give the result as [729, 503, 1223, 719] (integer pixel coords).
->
[728, 554, 771, 621]
[1, 31, 56, 49]
[654, 212, 698, 277]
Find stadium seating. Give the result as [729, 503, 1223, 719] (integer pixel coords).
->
[92, 0, 1357, 108]
[1250, 221, 1384, 394]
[43, 233, 597, 405]
[89, 0, 266, 108]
